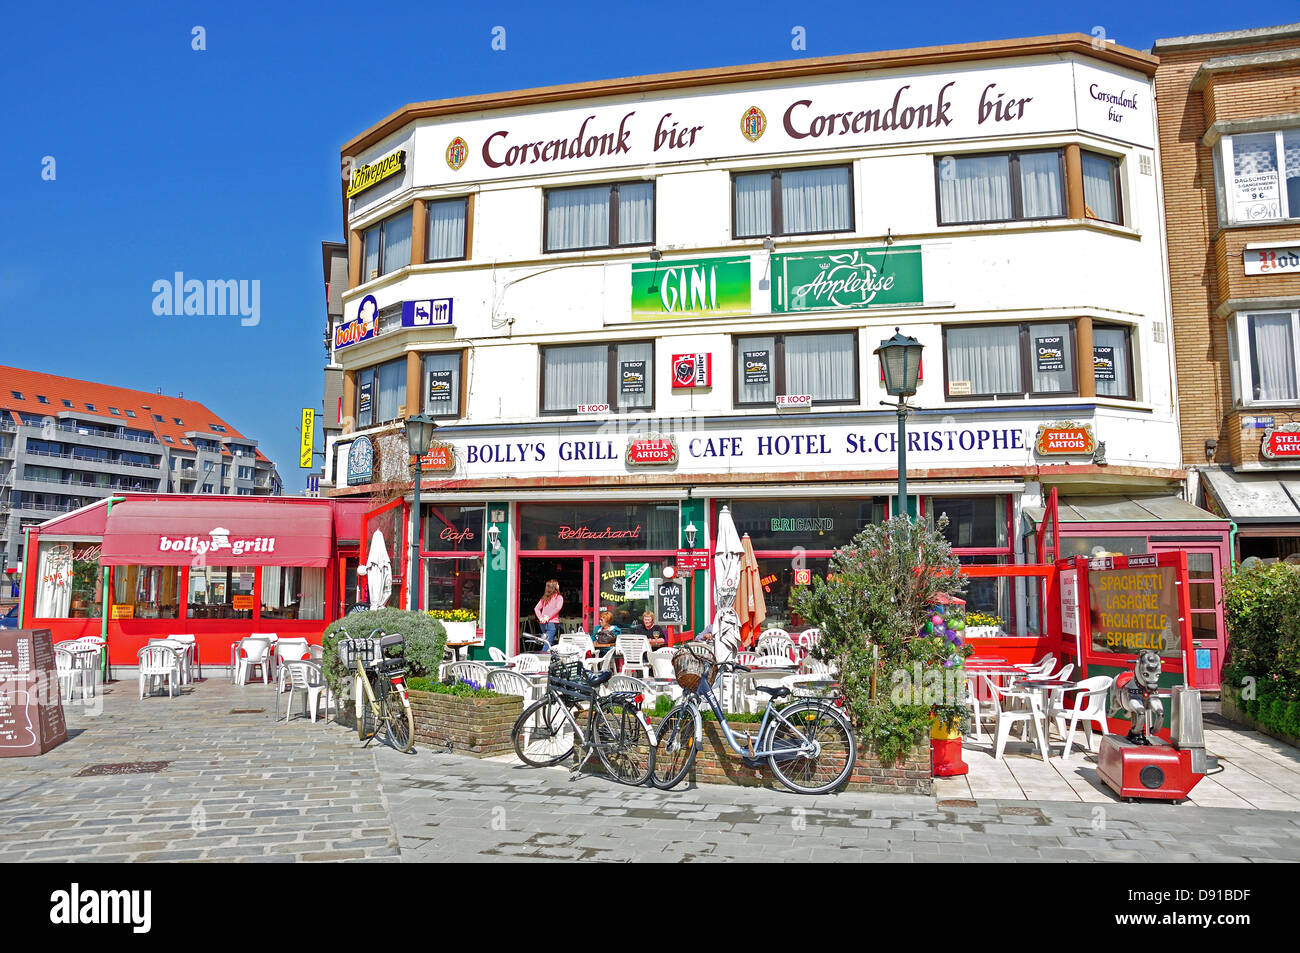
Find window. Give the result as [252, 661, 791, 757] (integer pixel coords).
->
[125, 409, 136, 418]
[1082, 151, 1123, 225]
[85, 403, 95, 411]
[544, 181, 654, 252]
[109, 407, 121, 416]
[1235, 310, 1300, 404]
[1093, 324, 1135, 400]
[426, 197, 468, 261]
[540, 341, 653, 414]
[1218, 129, 1300, 224]
[518, 502, 677, 550]
[734, 331, 858, 406]
[63, 400, 74, 408]
[153, 414, 164, 422]
[210, 424, 227, 433]
[362, 207, 414, 280]
[36, 395, 48, 405]
[238, 466, 254, 480]
[173, 417, 182, 425]
[423, 351, 463, 417]
[32, 540, 103, 619]
[943, 322, 1077, 399]
[110, 564, 182, 620]
[10, 391, 21, 399]
[261, 567, 326, 620]
[188, 565, 253, 620]
[936, 150, 1065, 225]
[356, 357, 407, 427]
[163, 435, 173, 444]
[733, 165, 853, 238]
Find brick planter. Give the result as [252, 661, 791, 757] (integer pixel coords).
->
[652, 716, 932, 795]
[409, 690, 523, 758]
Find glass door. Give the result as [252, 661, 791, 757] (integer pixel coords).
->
[1149, 546, 1226, 690]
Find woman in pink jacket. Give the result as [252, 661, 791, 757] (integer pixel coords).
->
[534, 579, 563, 647]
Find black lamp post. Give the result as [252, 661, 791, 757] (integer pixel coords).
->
[405, 414, 438, 611]
[874, 328, 924, 520]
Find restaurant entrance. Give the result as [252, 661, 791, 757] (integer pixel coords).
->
[518, 556, 591, 635]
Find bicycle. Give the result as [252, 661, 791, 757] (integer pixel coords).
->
[511, 657, 656, 786]
[338, 629, 415, 754]
[651, 642, 857, 795]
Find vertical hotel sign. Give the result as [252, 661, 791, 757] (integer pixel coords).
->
[630, 255, 750, 320]
[299, 408, 315, 469]
[772, 245, 923, 312]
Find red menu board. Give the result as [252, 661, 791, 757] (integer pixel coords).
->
[0, 629, 68, 757]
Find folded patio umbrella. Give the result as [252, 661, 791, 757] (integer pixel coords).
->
[711, 506, 744, 666]
[735, 534, 767, 648]
[358, 530, 392, 610]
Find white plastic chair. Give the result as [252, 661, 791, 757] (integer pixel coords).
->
[607, 674, 652, 704]
[798, 655, 833, 676]
[168, 634, 199, 681]
[1015, 653, 1055, 676]
[752, 654, 793, 669]
[983, 675, 1048, 761]
[446, 661, 490, 686]
[558, 633, 594, 657]
[488, 646, 508, 664]
[149, 638, 190, 686]
[759, 627, 790, 641]
[614, 635, 651, 679]
[280, 661, 329, 723]
[1050, 675, 1113, 759]
[309, 644, 324, 663]
[276, 638, 311, 685]
[138, 645, 181, 699]
[649, 647, 676, 680]
[235, 638, 272, 686]
[756, 634, 797, 662]
[508, 653, 547, 675]
[487, 668, 537, 703]
[54, 647, 82, 702]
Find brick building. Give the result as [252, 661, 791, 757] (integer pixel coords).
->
[1154, 23, 1300, 561]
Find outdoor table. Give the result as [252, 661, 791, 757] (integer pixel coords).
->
[1013, 678, 1082, 754]
[645, 677, 681, 704]
[734, 667, 798, 713]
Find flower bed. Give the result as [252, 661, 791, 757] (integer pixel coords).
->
[409, 690, 522, 758]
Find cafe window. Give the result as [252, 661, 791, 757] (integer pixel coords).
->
[1059, 536, 1147, 559]
[726, 498, 886, 550]
[929, 495, 1008, 550]
[943, 322, 1077, 399]
[424, 557, 483, 619]
[1232, 310, 1300, 404]
[1082, 151, 1123, 225]
[734, 331, 858, 406]
[422, 504, 485, 553]
[540, 341, 654, 415]
[732, 165, 854, 238]
[356, 357, 407, 427]
[1216, 129, 1300, 224]
[518, 502, 678, 551]
[33, 540, 103, 619]
[426, 197, 469, 262]
[188, 565, 254, 619]
[754, 556, 832, 631]
[1093, 324, 1135, 400]
[260, 567, 326, 620]
[544, 181, 654, 252]
[362, 207, 413, 281]
[111, 565, 182, 620]
[422, 351, 463, 418]
[936, 149, 1065, 225]
[363, 500, 406, 609]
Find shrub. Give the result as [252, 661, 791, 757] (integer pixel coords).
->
[321, 608, 447, 696]
[408, 676, 497, 698]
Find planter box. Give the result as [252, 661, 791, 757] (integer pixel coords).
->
[1221, 689, 1300, 749]
[438, 621, 480, 644]
[651, 716, 931, 795]
[409, 689, 522, 758]
[965, 626, 1002, 639]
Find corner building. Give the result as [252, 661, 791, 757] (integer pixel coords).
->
[325, 34, 1220, 665]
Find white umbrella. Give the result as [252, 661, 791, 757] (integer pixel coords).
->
[357, 530, 392, 610]
[712, 506, 744, 668]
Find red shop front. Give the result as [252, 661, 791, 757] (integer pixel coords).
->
[19, 494, 364, 668]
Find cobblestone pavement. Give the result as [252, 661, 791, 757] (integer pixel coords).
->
[4, 674, 1300, 862]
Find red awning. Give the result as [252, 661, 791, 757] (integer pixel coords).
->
[100, 499, 333, 567]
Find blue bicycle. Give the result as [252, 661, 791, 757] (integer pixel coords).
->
[651, 643, 857, 795]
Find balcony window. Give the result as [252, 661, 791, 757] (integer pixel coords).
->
[936, 150, 1065, 225]
[1234, 310, 1300, 404]
[423, 351, 464, 417]
[426, 197, 468, 262]
[356, 357, 407, 427]
[1218, 130, 1300, 224]
[733, 165, 853, 238]
[944, 322, 1077, 399]
[362, 207, 414, 280]
[1082, 152, 1123, 224]
[540, 341, 653, 414]
[544, 182, 654, 252]
[1093, 324, 1135, 400]
[734, 331, 857, 406]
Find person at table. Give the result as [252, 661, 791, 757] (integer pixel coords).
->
[593, 610, 620, 653]
[630, 610, 667, 649]
[533, 579, 563, 648]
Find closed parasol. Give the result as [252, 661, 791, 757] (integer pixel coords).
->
[357, 530, 392, 610]
[735, 533, 767, 647]
[712, 506, 744, 666]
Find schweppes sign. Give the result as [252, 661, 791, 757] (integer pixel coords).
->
[346, 150, 406, 198]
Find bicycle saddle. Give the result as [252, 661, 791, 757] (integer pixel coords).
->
[755, 685, 791, 699]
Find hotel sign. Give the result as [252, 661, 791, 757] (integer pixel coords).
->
[1035, 421, 1095, 456]
[631, 255, 750, 320]
[346, 150, 406, 198]
[772, 245, 923, 313]
[1244, 243, 1300, 276]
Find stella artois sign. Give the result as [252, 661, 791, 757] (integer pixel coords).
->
[414, 441, 457, 472]
[1034, 421, 1095, 456]
[625, 434, 679, 467]
[1262, 424, 1300, 460]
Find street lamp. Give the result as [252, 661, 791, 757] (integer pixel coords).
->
[684, 522, 698, 549]
[405, 414, 438, 611]
[874, 328, 924, 520]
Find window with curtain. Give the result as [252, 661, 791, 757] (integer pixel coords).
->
[544, 181, 654, 251]
[426, 197, 468, 261]
[361, 208, 414, 280]
[187, 566, 253, 620]
[1093, 324, 1134, 399]
[733, 165, 853, 238]
[1220, 130, 1300, 223]
[1246, 311, 1299, 402]
[260, 567, 326, 620]
[540, 341, 655, 413]
[936, 150, 1064, 224]
[944, 322, 1079, 398]
[423, 351, 463, 417]
[111, 565, 182, 620]
[1082, 152, 1122, 224]
[734, 332, 858, 406]
[358, 358, 408, 425]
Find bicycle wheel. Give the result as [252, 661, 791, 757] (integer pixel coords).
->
[382, 682, 415, 753]
[513, 695, 576, 767]
[764, 702, 857, 795]
[594, 697, 653, 786]
[650, 703, 700, 790]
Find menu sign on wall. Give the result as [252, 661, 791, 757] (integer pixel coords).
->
[771, 245, 923, 313]
[1035, 336, 1065, 373]
[0, 629, 68, 757]
[1088, 566, 1181, 658]
[631, 255, 750, 320]
[743, 350, 770, 385]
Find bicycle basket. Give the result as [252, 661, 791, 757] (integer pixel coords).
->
[548, 658, 594, 703]
[672, 643, 718, 693]
[337, 637, 379, 669]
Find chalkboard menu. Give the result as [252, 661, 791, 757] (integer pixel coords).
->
[0, 629, 68, 757]
[654, 579, 686, 626]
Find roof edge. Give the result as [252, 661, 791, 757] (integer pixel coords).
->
[1153, 22, 1300, 54]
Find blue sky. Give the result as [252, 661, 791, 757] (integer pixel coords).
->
[0, 1, 1277, 490]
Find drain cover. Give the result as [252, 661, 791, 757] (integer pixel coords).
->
[230, 708, 265, 714]
[75, 761, 171, 777]
[938, 799, 978, 808]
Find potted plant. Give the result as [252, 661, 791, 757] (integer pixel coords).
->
[964, 610, 1005, 639]
[427, 608, 480, 645]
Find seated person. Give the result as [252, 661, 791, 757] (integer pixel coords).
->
[630, 610, 667, 648]
[593, 610, 620, 650]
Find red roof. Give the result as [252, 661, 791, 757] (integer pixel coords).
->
[0, 364, 268, 462]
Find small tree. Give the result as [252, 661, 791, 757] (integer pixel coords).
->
[321, 607, 447, 698]
[789, 514, 969, 763]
